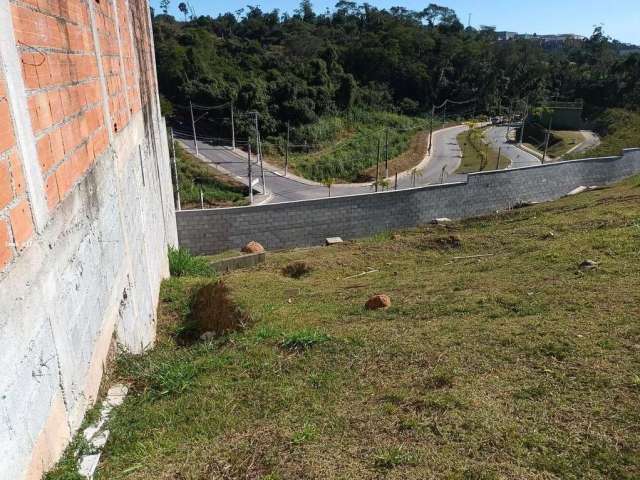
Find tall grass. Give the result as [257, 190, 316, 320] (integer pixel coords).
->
[168, 247, 215, 277]
[174, 144, 247, 207]
[264, 109, 433, 182]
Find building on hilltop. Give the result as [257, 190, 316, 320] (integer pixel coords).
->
[0, 0, 177, 478]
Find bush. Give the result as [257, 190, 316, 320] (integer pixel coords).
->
[282, 261, 313, 279]
[168, 247, 215, 277]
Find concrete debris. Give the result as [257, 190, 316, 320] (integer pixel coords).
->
[241, 241, 265, 254]
[365, 294, 391, 310]
[543, 231, 556, 239]
[325, 237, 344, 246]
[78, 384, 128, 479]
[567, 186, 587, 196]
[431, 218, 453, 225]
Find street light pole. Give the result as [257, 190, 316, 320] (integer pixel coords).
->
[169, 127, 181, 211]
[542, 116, 553, 164]
[428, 105, 435, 154]
[384, 128, 389, 178]
[375, 136, 381, 192]
[285, 121, 290, 177]
[230, 102, 236, 149]
[253, 112, 266, 194]
[189, 100, 199, 155]
[247, 144, 254, 205]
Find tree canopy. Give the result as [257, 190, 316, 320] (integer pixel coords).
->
[152, 1, 640, 137]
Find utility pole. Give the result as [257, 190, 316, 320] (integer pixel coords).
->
[253, 112, 266, 194]
[189, 100, 199, 155]
[506, 100, 514, 141]
[542, 116, 553, 164]
[519, 102, 528, 145]
[285, 121, 290, 177]
[428, 105, 435, 153]
[230, 102, 236, 149]
[443, 102, 447, 125]
[247, 144, 254, 204]
[375, 136, 381, 192]
[169, 128, 181, 211]
[395, 172, 398, 190]
[384, 129, 389, 178]
[496, 147, 502, 170]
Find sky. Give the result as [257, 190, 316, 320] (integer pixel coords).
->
[150, 0, 640, 45]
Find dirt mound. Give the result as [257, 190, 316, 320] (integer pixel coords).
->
[365, 294, 391, 310]
[190, 281, 250, 339]
[241, 241, 265, 254]
[282, 261, 312, 279]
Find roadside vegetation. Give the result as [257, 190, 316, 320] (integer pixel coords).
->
[174, 143, 248, 208]
[521, 125, 585, 160]
[262, 110, 451, 182]
[456, 127, 509, 173]
[44, 174, 640, 479]
[569, 109, 640, 159]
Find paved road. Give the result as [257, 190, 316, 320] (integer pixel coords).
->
[568, 130, 600, 157]
[484, 126, 541, 169]
[176, 124, 469, 204]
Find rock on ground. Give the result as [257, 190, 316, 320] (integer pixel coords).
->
[242, 241, 265, 254]
[365, 294, 391, 310]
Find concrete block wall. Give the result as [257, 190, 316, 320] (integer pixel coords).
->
[177, 150, 640, 255]
[0, 1, 177, 479]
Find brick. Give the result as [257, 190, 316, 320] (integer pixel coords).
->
[0, 100, 15, 152]
[44, 173, 60, 210]
[37, 135, 55, 173]
[54, 157, 76, 199]
[0, 159, 12, 209]
[9, 199, 34, 248]
[0, 219, 12, 269]
[8, 151, 26, 196]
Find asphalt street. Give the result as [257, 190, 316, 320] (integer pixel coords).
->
[175, 124, 469, 204]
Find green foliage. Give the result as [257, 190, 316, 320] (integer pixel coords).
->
[281, 330, 330, 352]
[282, 110, 428, 181]
[173, 143, 247, 207]
[153, 5, 640, 146]
[168, 247, 215, 277]
[574, 109, 640, 158]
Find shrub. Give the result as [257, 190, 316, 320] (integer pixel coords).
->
[168, 247, 215, 277]
[282, 261, 313, 279]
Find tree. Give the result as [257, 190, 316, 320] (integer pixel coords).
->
[178, 2, 188, 21]
[160, 0, 170, 15]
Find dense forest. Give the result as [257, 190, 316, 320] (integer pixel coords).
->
[152, 1, 640, 139]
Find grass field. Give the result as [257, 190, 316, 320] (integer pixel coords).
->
[456, 127, 509, 173]
[48, 175, 640, 480]
[174, 143, 248, 208]
[570, 109, 640, 159]
[263, 110, 454, 183]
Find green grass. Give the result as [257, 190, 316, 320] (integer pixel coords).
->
[168, 247, 215, 277]
[456, 127, 509, 173]
[545, 130, 585, 158]
[570, 109, 640, 159]
[51, 175, 640, 479]
[264, 110, 453, 182]
[174, 143, 248, 208]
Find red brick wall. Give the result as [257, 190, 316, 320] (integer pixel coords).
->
[0, 71, 32, 270]
[12, 0, 108, 211]
[0, 0, 158, 273]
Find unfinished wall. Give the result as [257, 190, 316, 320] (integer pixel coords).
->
[177, 150, 640, 255]
[0, 1, 177, 479]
